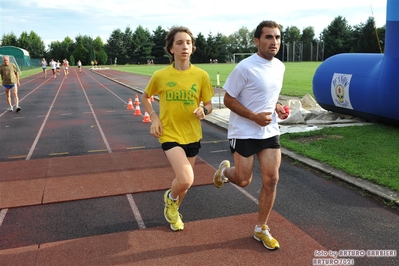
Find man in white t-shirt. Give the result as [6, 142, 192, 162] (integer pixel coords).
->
[50, 59, 57, 78]
[213, 20, 289, 251]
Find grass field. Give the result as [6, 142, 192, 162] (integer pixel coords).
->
[113, 62, 320, 97]
[21, 63, 399, 197]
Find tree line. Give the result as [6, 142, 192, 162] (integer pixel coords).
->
[1, 16, 385, 67]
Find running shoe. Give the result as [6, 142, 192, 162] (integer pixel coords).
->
[213, 160, 230, 188]
[170, 214, 184, 231]
[254, 225, 280, 250]
[7, 106, 13, 112]
[163, 189, 179, 224]
[15, 106, 21, 112]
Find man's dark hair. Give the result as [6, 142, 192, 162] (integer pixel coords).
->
[254, 21, 282, 39]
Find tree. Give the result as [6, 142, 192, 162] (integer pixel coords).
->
[123, 27, 135, 63]
[97, 49, 108, 65]
[105, 29, 126, 64]
[93, 36, 104, 53]
[132, 25, 154, 63]
[1, 33, 18, 47]
[72, 43, 89, 65]
[191, 32, 207, 63]
[228, 27, 255, 53]
[321, 16, 354, 58]
[50, 37, 75, 61]
[17, 31, 45, 58]
[151, 26, 168, 63]
[301, 27, 315, 43]
[283, 26, 301, 44]
[356, 17, 382, 53]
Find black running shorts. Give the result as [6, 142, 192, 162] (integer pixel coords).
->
[162, 141, 201, 157]
[229, 136, 280, 157]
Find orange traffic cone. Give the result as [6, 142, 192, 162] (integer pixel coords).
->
[127, 98, 133, 110]
[142, 112, 151, 123]
[150, 95, 155, 102]
[134, 104, 142, 116]
[134, 94, 140, 105]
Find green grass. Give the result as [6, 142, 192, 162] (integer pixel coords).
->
[20, 63, 399, 194]
[20, 67, 44, 78]
[113, 62, 320, 97]
[280, 125, 399, 193]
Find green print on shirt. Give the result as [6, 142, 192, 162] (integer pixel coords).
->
[165, 84, 197, 105]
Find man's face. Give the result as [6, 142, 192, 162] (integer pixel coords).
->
[3, 57, 10, 65]
[255, 27, 281, 60]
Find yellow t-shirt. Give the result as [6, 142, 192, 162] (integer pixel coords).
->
[145, 64, 214, 144]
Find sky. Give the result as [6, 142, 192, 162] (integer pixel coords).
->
[0, 0, 387, 48]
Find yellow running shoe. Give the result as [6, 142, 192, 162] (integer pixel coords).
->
[164, 189, 179, 224]
[254, 225, 280, 250]
[170, 214, 184, 231]
[213, 160, 230, 188]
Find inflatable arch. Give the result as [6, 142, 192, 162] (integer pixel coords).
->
[312, 0, 399, 125]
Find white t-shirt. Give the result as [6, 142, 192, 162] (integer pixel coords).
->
[50, 61, 57, 69]
[224, 53, 285, 139]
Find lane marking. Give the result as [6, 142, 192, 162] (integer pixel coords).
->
[88, 149, 108, 153]
[76, 75, 112, 153]
[231, 183, 259, 205]
[127, 146, 145, 150]
[0, 209, 8, 228]
[201, 140, 229, 144]
[210, 149, 228, 153]
[12, 117, 25, 119]
[7, 155, 27, 159]
[49, 152, 69, 156]
[26, 79, 66, 160]
[61, 113, 72, 116]
[126, 194, 146, 229]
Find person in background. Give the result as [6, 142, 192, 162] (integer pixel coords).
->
[41, 58, 47, 78]
[141, 26, 214, 232]
[213, 20, 289, 251]
[63, 59, 69, 78]
[50, 59, 57, 78]
[77, 60, 82, 73]
[0, 55, 21, 112]
[56, 60, 61, 75]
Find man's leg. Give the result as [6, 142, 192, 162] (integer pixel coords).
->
[5, 88, 13, 111]
[223, 152, 255, 187]
[256, 148, 281, 227]
[253, 148, 281, 250]
[12, 86, 20, 112]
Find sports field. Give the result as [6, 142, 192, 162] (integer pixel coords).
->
[19, 63, 399, 195]
[111, 62, 320, 97]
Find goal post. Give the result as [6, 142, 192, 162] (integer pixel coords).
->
[232, 53, 254, 63]
[0, 54, 22, 75]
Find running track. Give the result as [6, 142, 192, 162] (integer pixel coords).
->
[0, 67, 398, 265]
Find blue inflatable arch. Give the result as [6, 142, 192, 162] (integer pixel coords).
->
[312, 0, 399, 125]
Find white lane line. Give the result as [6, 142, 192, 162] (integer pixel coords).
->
[210, 149, 228, 153]
[0, 209, 8, 227]
[231, 183, 259, 205]
[26, 79, 65, 160]
[76, 74, 112, 153]
[126, 194, 146, 229]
